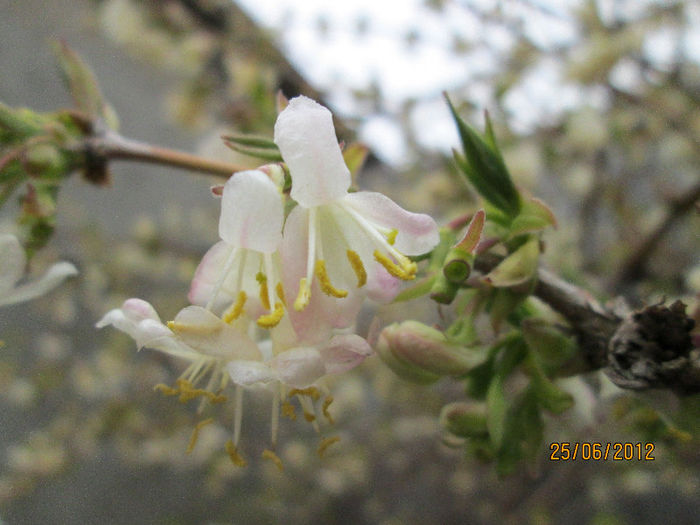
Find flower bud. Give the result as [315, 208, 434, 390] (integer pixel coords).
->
[439, 401, 488, 438]
[376, 321, 482, 383]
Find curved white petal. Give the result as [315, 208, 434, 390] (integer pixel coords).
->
[227, 360, 277, 387]
[319, 334, 373, 375]
[170, 306, 261, 361]
[188, 241, 233, 309]
[270, 347, 326, 388]
[219, 170, 283, 253]
[0, 261, 78, 307]
[342, 191, 439, 255]
[0, 233, 25, 294]
[274, 96, 350, 207]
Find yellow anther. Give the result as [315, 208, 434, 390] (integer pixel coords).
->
[281, 400, 297, 420]
[175, 378, 227, 404]
[256, 272, 270, 310]
[373, 250, 417, 281]
[293, 278, 311, 311]
[276, 282, 286, 305]
[154, 383, 179, 396]
[223, 291, 247, 324]
[346, 250, 367, 288]
[315, 260, 348, 298]
[225, 440, 247, 467]
[317, 436, 341, 458]
[262, 449, 284, 472]
[386, 229, 398, 245]
[187, 418, 214, 454]
[322, 396, 335, 424]
[289, 386, 321, 401]
[256, 302, 284, 329]
[303, 411, 316, 423]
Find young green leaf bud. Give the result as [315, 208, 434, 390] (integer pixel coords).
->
[439, 401, 488, 438]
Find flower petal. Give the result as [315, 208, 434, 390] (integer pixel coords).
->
[0, 233, 25, 294]
[342, 191, 439, 255]
[188, 241, 233, 309]
[274, 96, 350, 207]
[319, 334, 373, 375]
[227, 360, 277, 387]
[0, 261, 78, 307]
[270, 347, 326, 388]
[219, 170, 283, 253]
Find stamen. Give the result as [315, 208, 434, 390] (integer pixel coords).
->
[281, 400, 296, 420]
[262, 449, 284, 472]
[271, 386, 280, 447]
[297, 395, 320, 433]
[317, 436, 341, 458]
[322, 396, 335, 424]
[276, 282, 286, 305]
[225, 440, 247, 467]
[256, 302, 284, 328]
[373, 250, 417, 280]
[187, 418, 214, 454]
[289, 386, 321, 401]
[175, 378, 227, 404]
[315, 260, 348, 298]
[154, 383, 179, 396]
[303, 411, 316, 423]
[386, 229, 398, 245]
[256, 272, 270, 310]
[233, 385, 243, 446]
[346, 250, 367, 288]
[222, 291, 247, 323]
[293, 277, 311, 311]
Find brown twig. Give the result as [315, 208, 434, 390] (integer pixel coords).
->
[611, 181, 700, 292]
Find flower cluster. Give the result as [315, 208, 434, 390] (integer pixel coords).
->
[97, 96, 439, 467]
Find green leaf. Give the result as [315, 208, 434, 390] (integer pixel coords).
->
[445, 94, 521, 218]
[522, 318, 578, 370]
[220, 134, 278, 149]
[487, 375, 507, 449]
[509, 196, 557, 237]
[484, 237, 540, 289]
[343, 142, 369, 175]
[393, 274, 437, 302]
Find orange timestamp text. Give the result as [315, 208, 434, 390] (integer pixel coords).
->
[549, 442, 655, 461]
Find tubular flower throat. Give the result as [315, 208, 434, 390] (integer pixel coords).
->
[275, 96, 439, 323]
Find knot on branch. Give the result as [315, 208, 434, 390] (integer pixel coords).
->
[607, 300, 699, 394]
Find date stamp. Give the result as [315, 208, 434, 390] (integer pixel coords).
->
[549, 442, 655, 461]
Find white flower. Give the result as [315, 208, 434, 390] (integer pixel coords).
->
[188, 170, 287, 329]
[274, 96, 439, 341]
[0, 233, 77, 307]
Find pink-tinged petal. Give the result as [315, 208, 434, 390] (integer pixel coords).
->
[219, 170, 283, 253]
[319, 334, 372, 375]
[274, 96, 350, 207]
[364, 262, 402, 303]
[280, 206, 361, 342]
[0, 234, 25, 293]
[342, 191, 439, 255]
[227, 360, 277, 387]
[270, 347, 326, 388]
[121, 298, 162, 323]
[188, 241, 232, 308]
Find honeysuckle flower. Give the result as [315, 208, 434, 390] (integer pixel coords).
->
[0, 233, 78, 307]
[188, 169, 288, 329]
[274, 96, 439, 340]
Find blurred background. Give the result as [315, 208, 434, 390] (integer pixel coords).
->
[1, 0, 699, 523]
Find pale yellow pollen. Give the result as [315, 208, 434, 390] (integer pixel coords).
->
[289, 386, 321, 401]
[281, 400, 296, 420]
[322, 396, 335, 424]
[262, 449, 284, 472]
[317, 436, 341, 458]
[373, 250, 417, 281]
[256, 302, 284, 328]
[225, 440, 247, 467]
[385, 229, 398, 246]
[222, 291, 247, 323]
[154, 383, 179, 396]
[293, 277, 311, 311]
[256, 272, 270, 310]
[187, 418, 214, 454]
[346, 250, 367, 288]
[276, 282, 286, 305]
[314, 260, 348, 298]
[303, 411, 316, 423]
